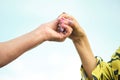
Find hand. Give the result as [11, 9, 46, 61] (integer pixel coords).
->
[58, 13, 86, 42]
[58, 13, 96, 79]
[34, 19, 73, 42]
[0, 16, 73, 67]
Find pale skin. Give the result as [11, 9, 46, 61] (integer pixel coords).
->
[58, 13, 97, 80]
[0, 18, 72, 67]
[0, 13, 96, 79]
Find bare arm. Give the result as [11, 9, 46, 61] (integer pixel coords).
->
[0, 19, 72, 67]
[73, 34, 96, 80]
[59, 13, 97, 79]
[0, 30, 45, 67]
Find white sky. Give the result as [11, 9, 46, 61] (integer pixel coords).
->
[0, 0, 120, 80]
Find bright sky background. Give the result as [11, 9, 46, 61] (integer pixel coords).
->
[0, 0, 120, 80]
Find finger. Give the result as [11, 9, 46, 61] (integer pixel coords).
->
[57, 12, 66, 19]
[58, 18, 75, 30]
[61, 24, 73, 37]
[58, 13, 73, 21]
[56, 24, 73, 41]
[47, 19, 59, 30]
[61, 18, 73, 25]
[57, 24, 65, 33]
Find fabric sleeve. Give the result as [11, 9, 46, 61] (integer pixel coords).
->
[80, 56, 113, 80]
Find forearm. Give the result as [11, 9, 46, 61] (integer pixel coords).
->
[0, 29, 45, 67]
[73, 35, 96, 79]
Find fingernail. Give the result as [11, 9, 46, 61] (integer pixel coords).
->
[62, 12, 66, 14]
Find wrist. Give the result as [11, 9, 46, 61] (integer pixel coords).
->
[72, 33, 87, 43]
[31, 28, 47, 44]
[72, 35, 89, 47]
[73, 35, 93, 55]
[70, 26, 86, 42]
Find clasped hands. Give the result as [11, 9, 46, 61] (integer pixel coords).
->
[35, 12, 86, 42]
